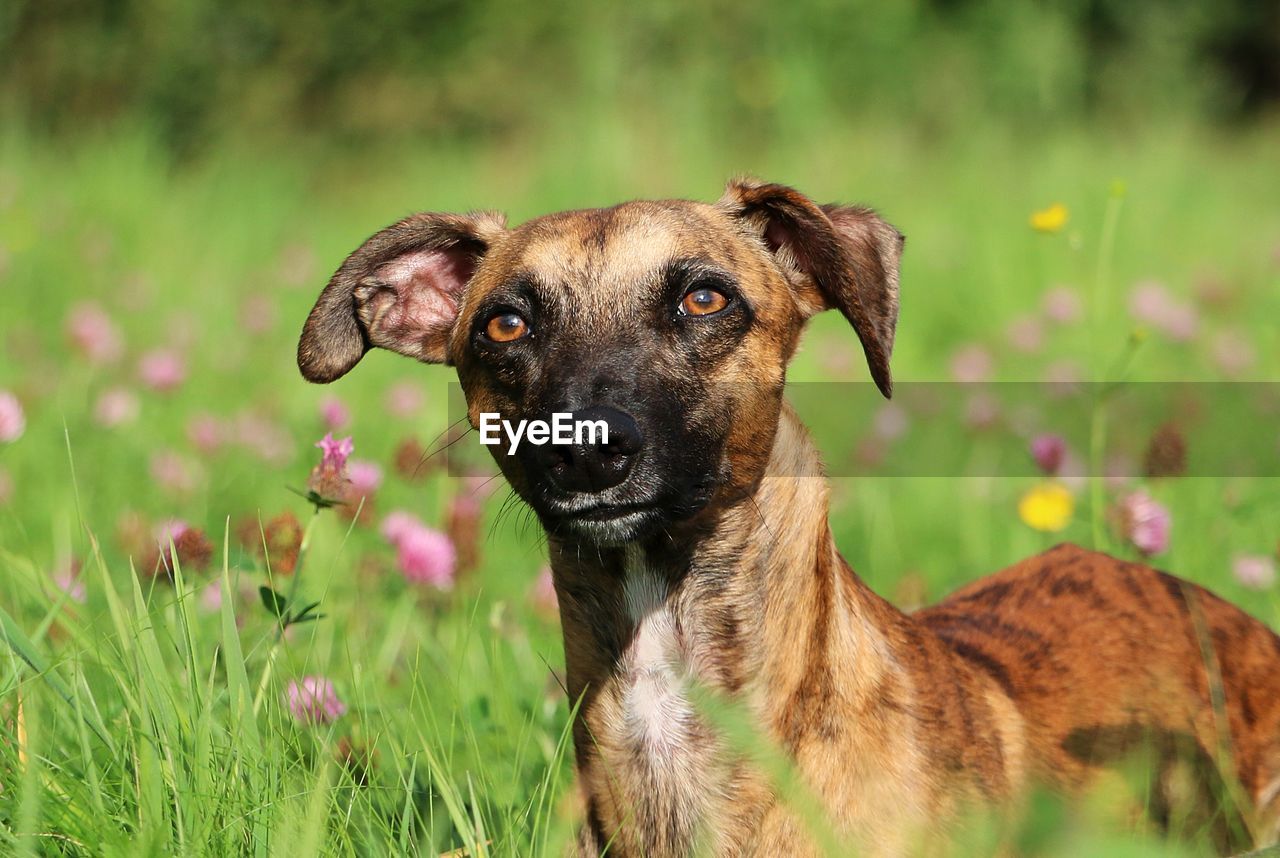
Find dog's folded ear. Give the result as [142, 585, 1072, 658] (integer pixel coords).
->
[297, 211, 507, 383]
[718, 178, 903, 397]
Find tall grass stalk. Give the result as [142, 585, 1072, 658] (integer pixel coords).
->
[1088, 181, 1127, 548]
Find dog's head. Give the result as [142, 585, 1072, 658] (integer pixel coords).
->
[298, 179, 902, 546]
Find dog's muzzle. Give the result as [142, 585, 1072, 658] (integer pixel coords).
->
[531, 405, 643, 494]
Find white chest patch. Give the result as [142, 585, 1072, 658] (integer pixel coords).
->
[620, 549, 693, 757]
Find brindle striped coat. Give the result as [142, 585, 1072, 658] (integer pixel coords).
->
[557, 408, 1280, 855]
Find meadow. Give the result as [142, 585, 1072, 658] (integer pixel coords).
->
[1, 113, 1279, 856]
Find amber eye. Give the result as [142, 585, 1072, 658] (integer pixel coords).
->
[680, 287, 730, 317]
[483, 311, 530, 343]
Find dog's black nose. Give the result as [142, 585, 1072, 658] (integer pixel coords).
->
[535, 406, 643, 493]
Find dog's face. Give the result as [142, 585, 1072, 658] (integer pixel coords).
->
[298, 179, 902, 546]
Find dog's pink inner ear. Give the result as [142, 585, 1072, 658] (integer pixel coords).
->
[357, 246, 479, 364]
[762, 219, 789, 256]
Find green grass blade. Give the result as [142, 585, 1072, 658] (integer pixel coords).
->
[0, 601, 116, 754]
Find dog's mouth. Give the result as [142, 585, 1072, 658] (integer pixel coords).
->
[539, 503, 663, 546]
[539, 496, 665, 526]
[533, 481, 717, 546]
[503, 447, 724, 545]
[570, 502, 660, 522]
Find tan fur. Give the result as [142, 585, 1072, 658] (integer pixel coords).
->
[559, 408, 1280, 856]
[298, 181, 1280, 856]
[558, 412, 1030, 856]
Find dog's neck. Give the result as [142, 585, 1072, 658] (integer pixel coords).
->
[549, 404, 912, 855]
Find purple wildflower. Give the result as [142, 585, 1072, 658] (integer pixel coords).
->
[308, 433, 353, 499]
[1006, 315, 1045, 353]
[531, 566, 558, 618]
[1115, 490, 1171, 557]
[138, 348, 187, 392]
[396, 526, 457, 588]
[1128, 281, 1200, 342]
[0, 391, 25, 442]
[94, 388, 140, 428]
[1042, 286, 1083, 324]
[347, 460, 383, 497]
[385, 381, 425, 418]
[949, 344, 994, 383]
[286, 676, 347, 726]
[54, 564, 86, 604]
[1232, 554, 1276, 590]
[66, 302, 124, 365]
[320, 396, 350, 431]
[381, 510, 456, 589]
[1030, 434, 1068, 475]
[199, 580, 224, 612]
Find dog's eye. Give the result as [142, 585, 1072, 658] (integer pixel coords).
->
[680, 287, 730, 317]
[483, 311, 530, 343]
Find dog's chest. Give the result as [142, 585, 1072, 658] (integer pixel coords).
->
[619, 564, 694, 757]
[600, 552, 721, 851]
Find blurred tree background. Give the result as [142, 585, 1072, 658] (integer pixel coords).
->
[3, 0, 1277, 157]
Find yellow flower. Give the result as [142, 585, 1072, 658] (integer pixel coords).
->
[1018, 483, 1074, 532]
[1030, 203, 1069, 234]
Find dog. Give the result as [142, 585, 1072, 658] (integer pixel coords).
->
[297, 179, 1280, 856]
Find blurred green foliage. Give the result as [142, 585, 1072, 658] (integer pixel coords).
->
[3, 0, 1278, 156]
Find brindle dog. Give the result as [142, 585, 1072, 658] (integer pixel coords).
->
[298, 179, 1280, 856]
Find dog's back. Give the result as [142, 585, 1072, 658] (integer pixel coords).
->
[918, 542, 1280, 849]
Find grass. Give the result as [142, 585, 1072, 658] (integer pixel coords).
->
[1, 113, 1279, 855]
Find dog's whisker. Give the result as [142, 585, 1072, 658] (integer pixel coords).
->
[413, 424, 476, 477]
